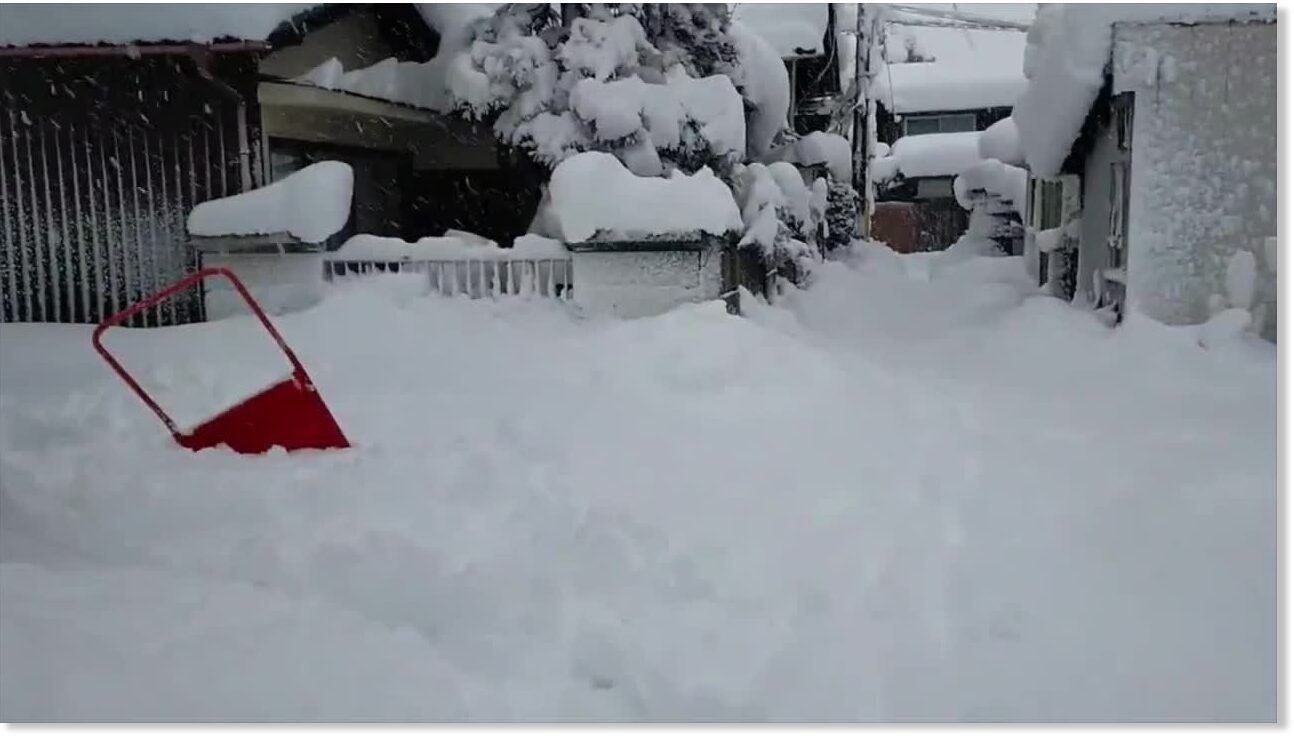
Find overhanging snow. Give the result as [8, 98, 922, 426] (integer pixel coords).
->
[732, 3, 829, 58]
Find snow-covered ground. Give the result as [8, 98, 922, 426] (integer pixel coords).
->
[0, 241, 1275, 722]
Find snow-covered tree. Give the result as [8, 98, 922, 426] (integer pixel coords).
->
[447, 3, 788, 179]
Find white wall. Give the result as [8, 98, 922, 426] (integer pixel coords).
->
[572, 249, 724, 319]
[1114, 20, 1277, 341]
[200, 253, 325, 321]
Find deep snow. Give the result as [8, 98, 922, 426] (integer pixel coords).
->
[0, 241, 1275, 722]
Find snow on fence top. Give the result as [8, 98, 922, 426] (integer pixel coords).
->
[1013, 3, 1275, 177]
[732, 3, 829, 58]
[327, 233, 567, 262]
[0, 4, 310, 47]
[876, 131, 983, 180]
[187, 161, 353, 244]
[874, 23, 1029, 114]
[548, 152, 742, 243]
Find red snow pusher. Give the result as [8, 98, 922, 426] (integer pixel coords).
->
[92, 267, 350, 455]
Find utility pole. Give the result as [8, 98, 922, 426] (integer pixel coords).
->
[854, 4, 880, 240]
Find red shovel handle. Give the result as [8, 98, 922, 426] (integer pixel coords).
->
[92, 267, 309, 435]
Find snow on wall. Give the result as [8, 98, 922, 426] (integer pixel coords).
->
[877, 132, 983, 180]
[1115, 20, 1277, 341]
[187, 161, 353, 244]
[571, 249, 724, 319]
[0, 4, 310, 46]
[548, 152, 741, 243]
[201, 253, 324, 322]
[1012, 4, 1275, 178]
[732, 4, 829, 58]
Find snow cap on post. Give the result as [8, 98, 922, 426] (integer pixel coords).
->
[187, 161, 354, 245]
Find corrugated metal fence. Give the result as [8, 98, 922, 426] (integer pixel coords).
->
[0, 55, 257, 326]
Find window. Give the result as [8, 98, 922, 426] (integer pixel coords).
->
[1030, 178, 1065, 230]
[915, 177, 954, 200]
[1112, 92, 1134, 152]
[903, 113, 977, 137]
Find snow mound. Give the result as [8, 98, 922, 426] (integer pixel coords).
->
[732, 3, 829, 58]
[0, 563, 469, 722]
[0, 4, 309, 47]
[548, 152, 741, 243]
[879, 132, 983, 180]
[0, 239, 1275, 722]
[187, 161, 353, 244]
[1013, 3, 1275, 177]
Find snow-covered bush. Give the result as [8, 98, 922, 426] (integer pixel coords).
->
[449, 4, 788, 178]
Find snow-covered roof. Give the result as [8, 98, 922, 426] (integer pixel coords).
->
[292, 4, 499, 113]
[548, 152, 742, 243]
[187, 161, 353, 244]
[877, 131, 983, 180]
[732, 3, 830, 58]
[1013, 3, 1276, 177]
[0, 4, 312, 47]
[875, 21, 1030, 114]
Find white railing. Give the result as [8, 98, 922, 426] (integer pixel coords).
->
[323, 257, 573, 300]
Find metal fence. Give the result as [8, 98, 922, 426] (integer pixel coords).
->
[323, 257, 573, 300]
[1, 54, 261, 326]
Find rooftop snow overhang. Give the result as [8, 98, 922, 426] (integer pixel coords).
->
[1012, 5, 1275, 177]
[258, 80, 500, 170]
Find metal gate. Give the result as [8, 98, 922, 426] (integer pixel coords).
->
[0, 53, 259, 326]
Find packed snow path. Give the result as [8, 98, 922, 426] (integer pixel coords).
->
[0, 242, 1275, 722]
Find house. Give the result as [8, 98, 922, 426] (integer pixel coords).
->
[0, 3, 541, 326]
[867, 4, 1033, 252]
[1012, 5, 1276, 341]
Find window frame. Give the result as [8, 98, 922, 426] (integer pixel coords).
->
[902, 112, 978, 137]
